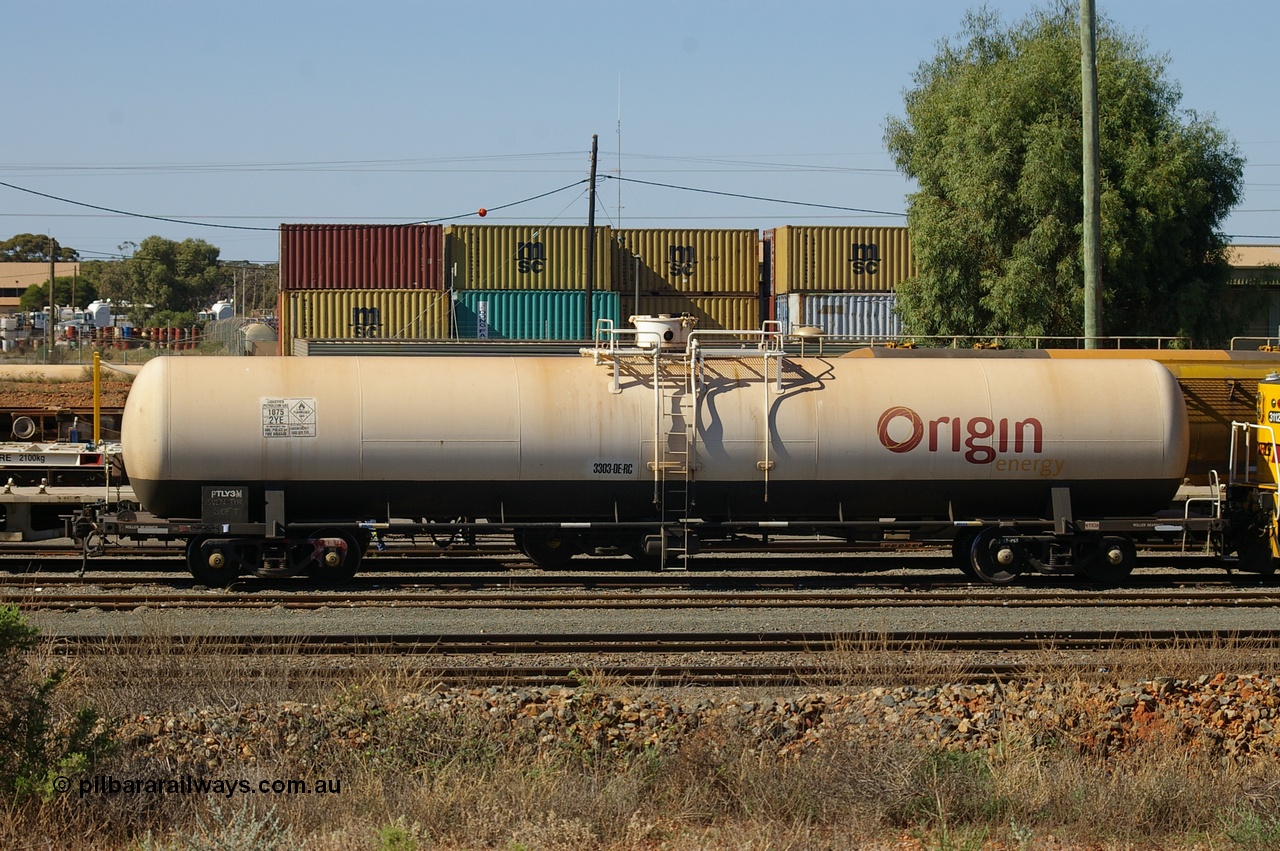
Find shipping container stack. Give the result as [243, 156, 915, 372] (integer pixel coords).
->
[277, 224, 448, 355]
[276, 223, 918, 352]
[443, 225, 618, 341]
[765, 226, 913, 341]
[612, 229, 763, 333]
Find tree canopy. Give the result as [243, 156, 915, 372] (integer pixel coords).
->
[18, 276, 98, 312]
[883, 4, 1244, 344]
[0, 233, 79, 262]
[88, 236, 225, 322]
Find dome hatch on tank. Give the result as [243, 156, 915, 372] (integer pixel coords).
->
[630, 314, 697, 349]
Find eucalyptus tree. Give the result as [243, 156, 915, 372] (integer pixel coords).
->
[884, 4, 1243, 344]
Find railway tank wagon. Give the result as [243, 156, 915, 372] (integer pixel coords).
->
[115, 334, 1190, 584]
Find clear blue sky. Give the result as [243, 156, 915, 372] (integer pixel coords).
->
[4, 1, 1277, 264]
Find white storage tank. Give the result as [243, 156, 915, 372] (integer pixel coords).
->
[85, 301, 114, 328]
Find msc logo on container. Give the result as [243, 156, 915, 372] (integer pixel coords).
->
[668, 245, 697, 277]
[848, 243, 880, 275]
[349, 307, 381, 338]
[517, 241, 546, 274]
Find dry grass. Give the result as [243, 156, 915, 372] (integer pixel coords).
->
[6, 636, 1280, 849]
[812, 629, 1280, 691]
[811, 632, 980, 688]
[44, 632, 340, 715]
[1071, 631, 1280, 683]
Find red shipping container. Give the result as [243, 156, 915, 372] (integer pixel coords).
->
[280, 224, 445, 291]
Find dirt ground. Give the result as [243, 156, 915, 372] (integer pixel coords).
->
[0, 379, 132, 411]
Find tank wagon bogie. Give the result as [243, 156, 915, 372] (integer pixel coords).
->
[79, 317, 1263, 586]
[183, 527, 365, 586]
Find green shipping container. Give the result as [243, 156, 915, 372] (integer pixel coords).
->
[613, 228, 760, 295]
[452, 290, 620, 340]
[445, 225, 614, 291]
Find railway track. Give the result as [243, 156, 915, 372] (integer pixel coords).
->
[9, 585, 1280, 611]
[0, 548, 1238, 585]
[46, 629, 1280, 687]
[49, 628, 1280, 654]
[0, 661, 1124, 688]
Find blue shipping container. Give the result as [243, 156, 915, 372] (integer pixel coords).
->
[453, 290, 621, 340]
[776, 292, 902, 339]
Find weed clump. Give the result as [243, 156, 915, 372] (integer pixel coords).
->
[0, 605, 113, 800]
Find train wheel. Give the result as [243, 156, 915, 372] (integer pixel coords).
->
[969, 528, 1025, 585]
[515, 530, 578, 569]
[304, 529, 364, 583]
[1078, 536, 1136, 585]
[186, 536, 240, 587]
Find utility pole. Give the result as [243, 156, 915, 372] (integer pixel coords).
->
[1081, 0, 1102, 349]
[48, 236, 56, 353]
[585, 134, 599, 340]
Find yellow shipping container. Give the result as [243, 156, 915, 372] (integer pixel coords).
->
[769, 226, 915, 294]
[445, 225, 613, 291]
[625, 294, 763, 333]
[613, 229, 759, 295]
[283, 289, 451, 354]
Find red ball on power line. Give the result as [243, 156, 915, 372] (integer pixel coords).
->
[478, 208, 487, 217]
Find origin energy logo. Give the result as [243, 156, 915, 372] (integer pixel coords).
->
[876, 406, 1044, 465]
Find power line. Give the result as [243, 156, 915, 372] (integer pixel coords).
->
[416, 180, 589, 224]
[0, 177, 591, 236]
[0, 151, 899, 176]
[8, 172, 1271, 244]
[603, 175, 906, 217]
[0, 180, 278, 232]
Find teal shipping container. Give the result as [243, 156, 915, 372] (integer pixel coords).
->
[452, 290, 620, 340]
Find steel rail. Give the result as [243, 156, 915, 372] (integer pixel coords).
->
[43, 629, 1280, 656]
[0, 574, 1250, 592]
[71, 661, 1093, 688]
[11, 586, 1280, 612]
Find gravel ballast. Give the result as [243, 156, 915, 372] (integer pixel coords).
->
[116, 673, 1280, 768]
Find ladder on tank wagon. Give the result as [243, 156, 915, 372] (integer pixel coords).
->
[651, 348, 697, 570]
[587, 319, 788, 571]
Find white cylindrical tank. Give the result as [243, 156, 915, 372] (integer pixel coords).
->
[121, 355, 1188, 523]
[240, 322, 278, 356]
[85, 300, 115, 328]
